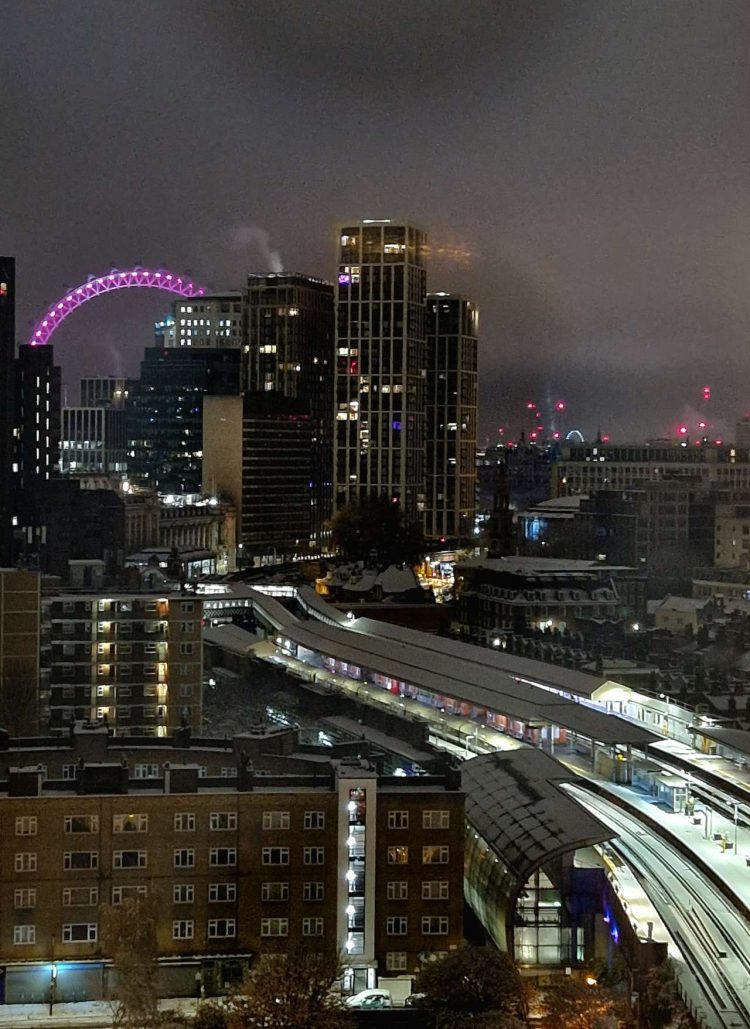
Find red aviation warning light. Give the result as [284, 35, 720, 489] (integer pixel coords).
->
[702, 386, 711, 401]
[678, 425, 688, 436]
[555, 400, 565, 411]
[526, 401, 536, 410]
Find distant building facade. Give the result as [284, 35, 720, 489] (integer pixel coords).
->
[203, 394, 315, 563]
[0, 568, 42, 735]
[127, 345, 241, 494]
[454, 556, 645, 642]
[61, 407, 127, 476]
[170, 292, 245, 349]
[246, 274, 335, 549]
[425, 293, 478, 539]
[0, 256, 16, 565]
[46, 592, 203, 735]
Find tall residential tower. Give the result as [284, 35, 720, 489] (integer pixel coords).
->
[0, 257, 16, 564]
[246, 274, 334, 546]
[425, 293, 478, 539]
[334, 221, 427, 522]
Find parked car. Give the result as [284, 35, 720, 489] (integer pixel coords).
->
[345, 989, 392, 1009]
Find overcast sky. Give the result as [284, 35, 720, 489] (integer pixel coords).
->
[2, 0, 749, 442]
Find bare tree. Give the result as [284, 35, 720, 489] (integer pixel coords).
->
[102, 892, 160, 1029]
[225, 947, 351, 1029]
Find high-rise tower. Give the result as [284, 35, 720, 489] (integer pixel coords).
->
[246, 274, 334, 548]
[0, 257, 16, 564]
[425, 293, 478, 539]
[334, 220, 427, 522]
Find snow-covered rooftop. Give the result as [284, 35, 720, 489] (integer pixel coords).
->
[462, 750, 613, 884]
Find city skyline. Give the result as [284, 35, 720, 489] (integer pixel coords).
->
[3, 1, 750, 441]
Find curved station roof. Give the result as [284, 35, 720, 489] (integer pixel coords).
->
[462, 749, 613, 885]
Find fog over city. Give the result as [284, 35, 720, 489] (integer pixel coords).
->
[3, 0, 750, 439]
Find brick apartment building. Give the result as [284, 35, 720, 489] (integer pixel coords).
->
[0, 729, 464, 1003]
[46, 592, 203, 735]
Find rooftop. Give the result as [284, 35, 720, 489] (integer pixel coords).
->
[462, 750, 613, 884]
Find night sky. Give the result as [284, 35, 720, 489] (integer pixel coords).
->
[2, 0, 749, 442]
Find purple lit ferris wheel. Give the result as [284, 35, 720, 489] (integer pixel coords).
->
[28, 267, 206, 347]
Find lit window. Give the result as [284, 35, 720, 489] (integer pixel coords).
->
[113, 813, 148, 833]
[387, 846, 408, 865]
[422, 846, 449, 864]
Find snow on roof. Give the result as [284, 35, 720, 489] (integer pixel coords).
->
[378, 565, 419, 593]
[329, 564, 420, 594]
[457, 556, 634, 574]
[203, 623, 261, 656]
[253, 589, 658, 745]
[462, 751, 613, 884]
[340, 571, 377, 593]
[688, 724, 750, 759]
[521, 496, 588, 519]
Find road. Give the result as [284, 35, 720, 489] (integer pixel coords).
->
[566, 784, 750, 1029]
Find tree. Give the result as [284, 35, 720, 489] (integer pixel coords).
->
[102, 892, 160, 1029]
[411, 945, 528, 1026]
[643, 961, 696, 1029]
[329, 494, 425, 567]
[225, 947, 352, 1029]
[539, 978, 625, 1029]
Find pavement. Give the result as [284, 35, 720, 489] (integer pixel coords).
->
[0, 998, 200, 1027]
[559, 751, 750, 920]
[651, 735, 750, 793]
